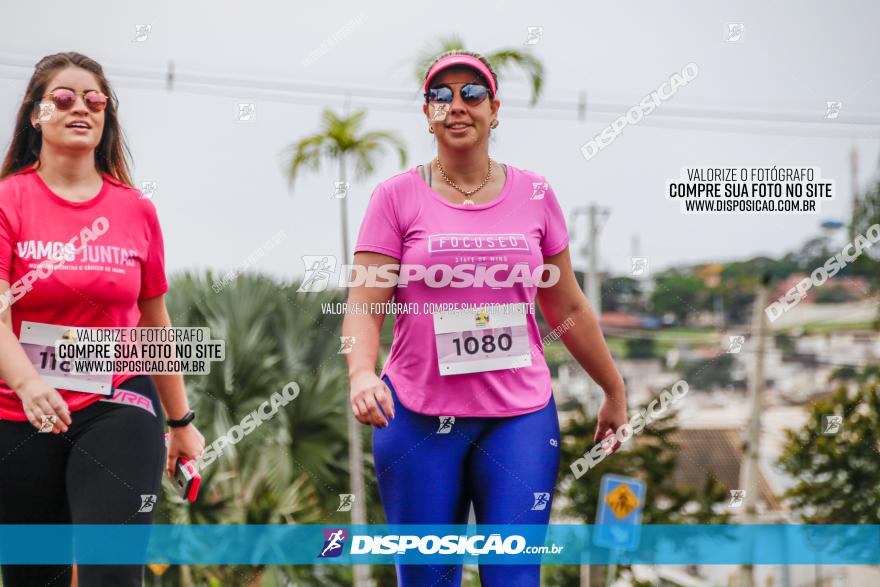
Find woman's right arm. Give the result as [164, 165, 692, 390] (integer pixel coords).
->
[341, 252, 398, 428]
[0, 280, 72, 432]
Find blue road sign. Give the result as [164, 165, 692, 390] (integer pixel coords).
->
[595, 474, 646, 551]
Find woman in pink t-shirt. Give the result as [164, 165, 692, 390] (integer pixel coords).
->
[344, 51, 628, 585]
[0, 52, 204, 586]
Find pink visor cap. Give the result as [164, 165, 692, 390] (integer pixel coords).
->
[424, 54, 497, 97]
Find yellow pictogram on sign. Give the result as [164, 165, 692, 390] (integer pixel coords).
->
[604, 483, 639, 519]
[148, 563, 170, 576]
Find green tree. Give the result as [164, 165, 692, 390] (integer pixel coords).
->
[648, 270, 709, 325]
[601, 276, 643, 314]
[413, 34, 545, 106]
[545, 404, 729, 586]
[718, 261, 763, 324]
[789, 235, 834, 271]
[159, 272, 369, 586]
[681, 353, 735, 390]
[777, 368, 880, 522]
[850, 167, 880, 326]
[285, 109, 406, 585]
[286, 108, 407, 264]
[722, 255, 798, 284]
[851, 169, 880, 264]
[624, 337, 656, 359]
[814, 286, 857, 304]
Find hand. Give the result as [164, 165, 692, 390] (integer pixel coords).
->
[593, 391, 628, 455]
[166, 423, 205, 479]
[16, 377, 72, 433]
[349, 371, 395, 428]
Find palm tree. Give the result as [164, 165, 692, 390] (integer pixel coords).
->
[287, 109, 407, 265]
[161, 272, 355, 586]
[413, 34, 545, 106]
[286, 111, 406, 586]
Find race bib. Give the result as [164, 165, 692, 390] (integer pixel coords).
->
[19, 321, 113, 396]
[433, 304, 532, 376]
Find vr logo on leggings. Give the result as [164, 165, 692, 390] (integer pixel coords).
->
[99, 388, 156, 416]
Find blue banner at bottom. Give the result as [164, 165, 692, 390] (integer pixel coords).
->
[0, 525, 877, 565]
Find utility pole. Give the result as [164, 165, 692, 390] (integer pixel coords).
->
[340, 94, 370, 587]
[165, 60, 175, 91]
[569, 204, 609, 421]
[570, 205, 606, 318]
[587, 204, 602, 316]
[584, 204, 607, 421]
[571, 204, 609, 587]
[850, 146, 859, 221]
[739, 274, 769, 587]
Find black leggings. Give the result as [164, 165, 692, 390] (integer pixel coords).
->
[0, 375, 165, 586]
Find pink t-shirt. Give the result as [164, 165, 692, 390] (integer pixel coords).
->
[0, 166, 168, 421]
[354, 164, 569, 417]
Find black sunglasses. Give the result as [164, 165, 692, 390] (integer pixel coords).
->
[424, 82, 491, 106]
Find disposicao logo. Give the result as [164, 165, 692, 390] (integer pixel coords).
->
[318, 528, 347, 558]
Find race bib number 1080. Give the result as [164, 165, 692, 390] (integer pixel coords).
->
[432, 304, 532, 376]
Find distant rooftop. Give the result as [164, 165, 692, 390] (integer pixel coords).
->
[664, 428, 781, 510]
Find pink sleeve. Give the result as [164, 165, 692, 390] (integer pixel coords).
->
[354, 183, 403, 259]
[139, 200, 169, 299]
[0, 183, 19, 283]
[541, 182, 569, 256]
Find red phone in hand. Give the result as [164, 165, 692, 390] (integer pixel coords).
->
[173, 456, 200, 502]
[164, 432, 201, 502]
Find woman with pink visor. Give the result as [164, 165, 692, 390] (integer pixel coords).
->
[343, 50, 628, 586]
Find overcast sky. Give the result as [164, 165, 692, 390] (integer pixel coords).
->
[1, 0, 878, 282]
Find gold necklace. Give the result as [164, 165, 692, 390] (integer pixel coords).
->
[435, 157, 492, 206]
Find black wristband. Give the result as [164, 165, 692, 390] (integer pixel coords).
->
[166, 410, 195, 428]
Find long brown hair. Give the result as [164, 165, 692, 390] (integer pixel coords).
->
[0, 51, 133, 185]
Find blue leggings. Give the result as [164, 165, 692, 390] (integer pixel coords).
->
[373, 374, 560, 586]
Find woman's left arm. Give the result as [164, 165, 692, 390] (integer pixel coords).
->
[138, 294, 205, 478]
[535, 246, 628, 447]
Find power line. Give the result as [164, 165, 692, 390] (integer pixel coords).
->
[1, 54, 879, 138]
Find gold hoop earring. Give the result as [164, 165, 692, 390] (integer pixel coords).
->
[490, 119, 499, 129]
[428, 126, 435, 134]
